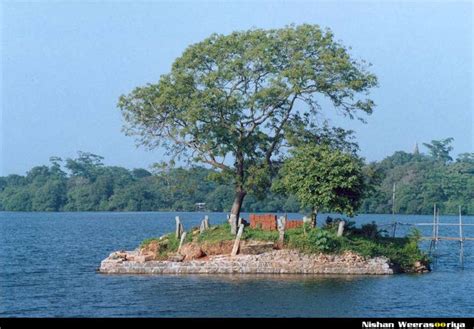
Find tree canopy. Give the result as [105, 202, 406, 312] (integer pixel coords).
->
[422, 138, 454, 163]
[118, 24, 378, 232]
[273, 144, 366, 225]
[0, 139, 473, 215]
[361, 139, 474, 215]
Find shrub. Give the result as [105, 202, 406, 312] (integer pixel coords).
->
[338, 228, 428, 270]
[286, 227, 340, 253]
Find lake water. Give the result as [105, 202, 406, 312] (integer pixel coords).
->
[1, 211, 473, 317]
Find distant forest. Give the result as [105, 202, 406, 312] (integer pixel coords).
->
[1, 141, 473, 215]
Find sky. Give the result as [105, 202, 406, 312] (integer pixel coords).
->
[1, 0, 472, 176]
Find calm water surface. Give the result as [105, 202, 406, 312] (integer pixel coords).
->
[1, 212, 473, 317]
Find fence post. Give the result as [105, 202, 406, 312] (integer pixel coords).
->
[277, 216, 286, 246]
[231, 224, 244, 256]
[178, 232, 187, 252]
[337, 220, 345, 237]
[175, 216, 182, 239]
[230, 214, 237, 235]
[459, 205, 464, 268]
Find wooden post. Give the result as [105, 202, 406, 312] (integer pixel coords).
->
[337, 220, 345, 237]
[391, 183, 396, 216]
[231, 224, 244, 256]
[392, 222, 398, 238]
[200, 220, 206, 234]
[175, 216, 181, 239]
[204, 215, 209, 229]
[435, 208, 440, 249]
[230, 214, 237, 235]
[459, 205, 464, 268]
[178, 232, 187, 252]
[429, 204, 436, 255]
[277, 216, 286, 245]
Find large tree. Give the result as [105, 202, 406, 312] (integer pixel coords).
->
[423, 138, 454, 163]
[118, 24, 377, 233]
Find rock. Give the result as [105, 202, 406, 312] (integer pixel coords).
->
[179, 243, 204, 260]
[133, 254, 154, 263]
[110, 251, 128, 260]
[240, 241, 275, 255]
[201, 241, 234, 255]
[140, 241, 161, 255]
[167, 253, 185, 262]
[100, 249, 401, 275]
[413, 261, 431, 273]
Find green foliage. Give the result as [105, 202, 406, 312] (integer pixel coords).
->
[197, 223, 236, 243]
[118, 24, 377, 218]
[274, 143, 366, 217]
[242, 227, 279, 242]
[140, 234, 180, 259]
[423, 138, 454, 163]
[339, 234, 428, 270]
[284, 224, 427, 270]
[361, 138, 474, 215]
[1, 136, 473, 214]
[286, 227, 340, 252]
[0, 153, 297, 212]
[32, 180, 67, 211]
[65, 152, 105, 180]
[344, 221, 386, 239]
[141, 220, 426, 271]
[0, 186, 33, 211]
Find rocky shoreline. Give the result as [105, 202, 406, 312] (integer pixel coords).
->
[99, 249, 402, 275]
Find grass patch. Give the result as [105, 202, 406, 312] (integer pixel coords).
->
[139, 233, 180, 259]
[242, 227, 279, 242]
[196, 223, 236, 243]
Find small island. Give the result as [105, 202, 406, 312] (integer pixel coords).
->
[99, 25, 434, 277]
[99, 214, 430, 275]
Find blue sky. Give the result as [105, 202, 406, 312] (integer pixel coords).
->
[1, 1, 472, 175]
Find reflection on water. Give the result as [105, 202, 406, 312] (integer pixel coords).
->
[190, 273, 373, 284]
[0, 211, 473, 317]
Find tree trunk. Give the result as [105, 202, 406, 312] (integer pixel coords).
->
[311, 207, 318, 228]
[230, 189, 246, 234]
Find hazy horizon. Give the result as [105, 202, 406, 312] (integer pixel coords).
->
[1, 1, 472, 176]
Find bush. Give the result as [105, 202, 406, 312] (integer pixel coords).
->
[286, 227, 340, 253]
[344, 220, 387, 239]
[338, 228, 428, 269]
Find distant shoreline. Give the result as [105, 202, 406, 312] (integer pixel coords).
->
[1, 210, 472, 216]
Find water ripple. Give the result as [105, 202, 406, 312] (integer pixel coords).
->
[1, 212, 473, 317]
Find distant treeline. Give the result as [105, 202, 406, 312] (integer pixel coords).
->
[1, 147, 473, 215]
